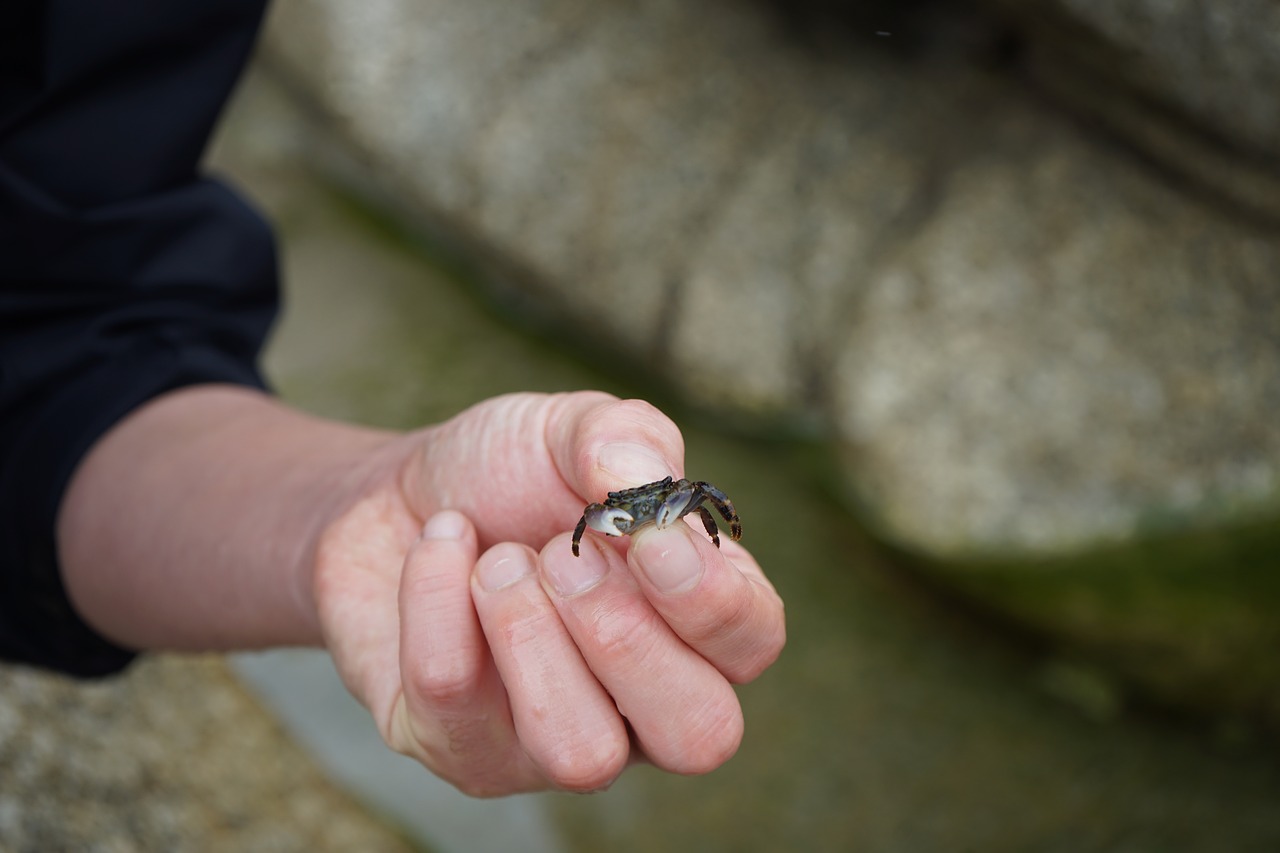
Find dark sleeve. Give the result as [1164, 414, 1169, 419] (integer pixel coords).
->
[0, 0, 277, 676]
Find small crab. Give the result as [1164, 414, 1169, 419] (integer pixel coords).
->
[571, 476, 742, 556]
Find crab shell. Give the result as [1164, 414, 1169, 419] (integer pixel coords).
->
[583, 487, 698, 538]
[571, 476, 741, 556]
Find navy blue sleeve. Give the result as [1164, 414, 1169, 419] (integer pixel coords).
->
[0, 0, 278, 676]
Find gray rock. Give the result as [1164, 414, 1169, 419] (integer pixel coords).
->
[260, 0, 1280, 549]
[254, 0, 1280, 719]
[0, 656, 413, 851]
[835, 110, 1280, 554]
[979, 0, 1280, 220]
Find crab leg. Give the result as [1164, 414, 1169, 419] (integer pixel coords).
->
[695, 506, 721, 548]
[695, 481, 742, 542]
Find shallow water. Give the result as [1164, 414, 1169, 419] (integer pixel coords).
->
[218, 70, 1280, 853]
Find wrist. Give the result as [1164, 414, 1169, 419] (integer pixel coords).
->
[57, 385, 403, 651]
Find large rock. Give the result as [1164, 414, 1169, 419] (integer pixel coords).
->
[979, 0, 1280, 220]
[0, 656, 413, 850]
[253, 0, 1280, 721]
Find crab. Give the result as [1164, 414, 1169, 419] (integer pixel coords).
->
[571, 476, 742, 557]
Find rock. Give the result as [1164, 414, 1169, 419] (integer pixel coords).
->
[833, 112, 1280, 555]
[978, 0, 1280, 220]
[0, 656, 413, 851]
[253, 0, 1280, 722]
[258, 0, 1280, 546]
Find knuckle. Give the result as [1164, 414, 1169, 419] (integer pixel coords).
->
[664, 698, 744, 776]
[495, 606, 562, 655]
[449, 764, 540, 799]
[693, 584, 758, 641]
[541, 733, 629, 793]
[589, 597, 667, 668]
[454, 777, 507, 799]
[683, 581, 786, 684]
[405, 654, 481, 710]
[722, 604, 787, 684]
[451, 773, 523, 799]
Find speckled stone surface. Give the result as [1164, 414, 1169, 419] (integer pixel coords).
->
[979, 0, 1280, 220]
[259, 0, 1280, 558]
[0, 656, 415, 852]
[832, 113, 1280, 554]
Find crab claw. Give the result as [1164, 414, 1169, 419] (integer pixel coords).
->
[655, 489, 694, 529]
[584, 505, 635, 537]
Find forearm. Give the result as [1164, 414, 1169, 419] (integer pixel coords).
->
[56, 385, 405, 652]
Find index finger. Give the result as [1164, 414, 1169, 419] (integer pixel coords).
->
[628, 522, 785, 684]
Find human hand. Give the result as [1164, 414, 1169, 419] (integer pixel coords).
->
[312, 392, 785, 796]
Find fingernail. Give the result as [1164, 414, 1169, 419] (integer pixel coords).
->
[421, 511, 466, 541]
[543, 541, 610, 597]
[633, 526, 703, 595]
[598, 442, 670, 486]
[476, 548, 535, 592]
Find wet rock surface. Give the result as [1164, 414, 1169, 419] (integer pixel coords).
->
[979, 0, 1280, 220]
[0, 656, 415, 851]
[256, 0, 1280, 720]
[260, 0, 1280, 553]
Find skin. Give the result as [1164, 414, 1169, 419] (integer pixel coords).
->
[56, 385, 786, 796]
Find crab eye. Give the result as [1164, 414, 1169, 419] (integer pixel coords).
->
[656, 491, 694, 529]
[585, 506, 634, 537]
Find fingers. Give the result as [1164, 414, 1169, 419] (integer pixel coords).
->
[541, 392, 783, 681]
[396, 511, 781, 793]
[628, 524, 786, 684]
[393, 393, 783, 795]
[395, 511, 543, 796]
[398, 511, 632, 795]
[538, 534, 747, 775]
[470, 542, 631, 791]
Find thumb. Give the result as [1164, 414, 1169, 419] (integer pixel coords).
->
[546, 394, 686, 501]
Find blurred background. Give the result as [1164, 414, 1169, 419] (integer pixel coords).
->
[4, 0, 1279, 849]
